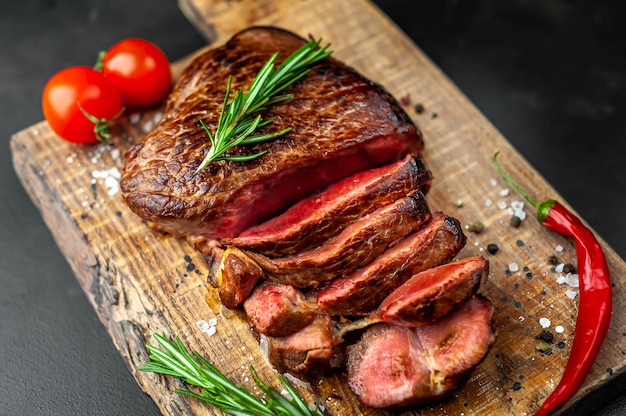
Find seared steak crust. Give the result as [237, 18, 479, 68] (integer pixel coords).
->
[121, 26, 423, 240]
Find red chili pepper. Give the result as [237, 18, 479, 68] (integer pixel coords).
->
[492, 152, 612, 416]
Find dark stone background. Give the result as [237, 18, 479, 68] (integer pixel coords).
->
[1, 0, 624, 414]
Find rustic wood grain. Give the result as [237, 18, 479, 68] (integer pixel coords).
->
[10, 0, 626, 415]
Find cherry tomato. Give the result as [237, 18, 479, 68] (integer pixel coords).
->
[101, 38, 171, 108]
[42, 66, 123, 144]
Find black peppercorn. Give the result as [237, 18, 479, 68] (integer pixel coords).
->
[563, 263, 576, 274]
[487, 243, 499, 254]
[510, 216, 522, 228]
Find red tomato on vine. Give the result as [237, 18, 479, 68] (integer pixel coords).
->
[41, 66, 123, 144]
[100, 38, 171, 108]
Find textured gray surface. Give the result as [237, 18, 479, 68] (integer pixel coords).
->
[1, 0, 624, 415]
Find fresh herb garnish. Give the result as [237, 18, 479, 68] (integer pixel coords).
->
[139, 333, 324, 416]
[196, 38, 332, 173]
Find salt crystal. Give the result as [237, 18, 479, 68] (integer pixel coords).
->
[555, 325, 564, 333]
[153, 111, 163, 123]
[511, 200, 524, 210]
[196, 320, 210, 332]
[484, 198, 493, 207]
[206, 326, 217, 336]
[555, 244, 564, 252]
[556, 275, 566, 284]
[554, 263, 564, 273]
[518, 316, 525, 322]
[514, 208, 527, 221]
[539, 317, 551, 328]
[499, 188, 510, 197]
[208, 317, 218, 326]
[143, 120, 154, 131]
[565, 290, 577, 299]
[565, 273, 579, 287]
[129, 113, 141, 124]
[109, 167, 121, 179]
[497, 200, 508, 210]
[508, 262, 519, 272]
[490, 178, 498, 187]
[110, 148, 121, 160]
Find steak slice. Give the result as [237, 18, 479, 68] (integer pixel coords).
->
[243, 193, 431, 288]
[317, 213, 466, 315]
[121, 26, 423, 241]
[222, 154, 431, 257]
[347, 296, 495, 408]
[243, 281, 317, 337]
[214, 247, 264, 309]
[267, 313, 340, 378]
[372, 256, 489, 326]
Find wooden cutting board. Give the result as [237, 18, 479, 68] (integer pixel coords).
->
[10, 0, 626, 414]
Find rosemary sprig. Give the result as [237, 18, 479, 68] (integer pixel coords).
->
[139, 333, 324, 416]
[196, 38, 332, 172]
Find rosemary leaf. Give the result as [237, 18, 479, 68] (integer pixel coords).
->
[196, 38, 332, 173]
[139, 333, 323, 416]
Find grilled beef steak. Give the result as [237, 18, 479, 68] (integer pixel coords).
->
[267, 313, 341, 377]
[347, 296, 495, 408]
[243, 281, 317, 337]
[120, 25, 495, 410]
[243, 193, 431, 288]
[222, 154, 431, 257]
[372, 255, 489, 326]
[120, 26, 423, 242]
[317, 213, 466, 315]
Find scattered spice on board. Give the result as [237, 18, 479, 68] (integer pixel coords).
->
[468, 221, 484, 234]
[487, 243, 499, 255]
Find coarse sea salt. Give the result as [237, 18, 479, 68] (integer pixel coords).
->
[565, 273, 579, 287]
[565, 290, 578, 299]
[554, 263, 565, 273]
[484, 198, 493, 207]
[497, 200, 508, 210]
[555, 325, 565, 333]
[499, 188, 510, 197]
[508, 262, 519, 273]
[539, 317, 551, 328]
[196, 317, 218, 336]
[555, 244, 564, 252]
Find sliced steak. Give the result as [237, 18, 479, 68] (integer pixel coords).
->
[214, 247, 264, 309]
[244, 193, 431, 288]
[347, 296, 495, 408]
[373, 256, 489, 326]
[120, 26, 423, 242]
[317, 213, 465, 315]
[243, 281, 317, 337]
[267, 313, 340, 378]
[222, 154, 431, 257]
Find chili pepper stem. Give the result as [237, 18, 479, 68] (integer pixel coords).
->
[492, 152, 555, 222]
